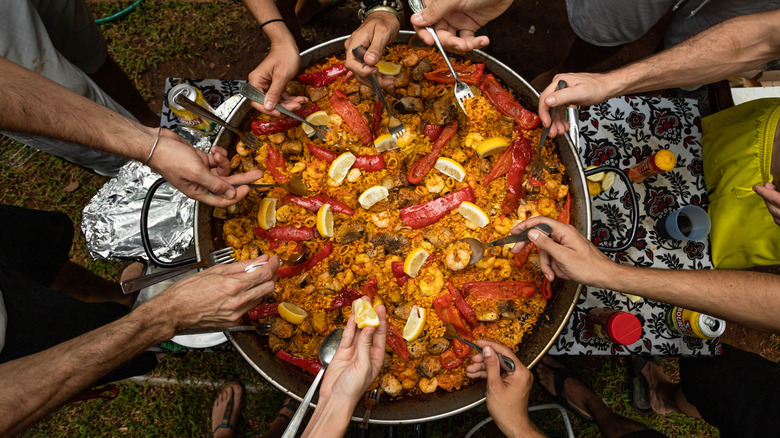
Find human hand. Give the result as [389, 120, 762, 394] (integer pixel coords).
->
[147, 129, 263, 207]
[465, 341, 540, 437]
[538, 72, 617, 138]
[510, 217, 616, 287]
[247, 39, 308, 116]
[153, 255, 279, 332]
[409, 0, 513, 52]
[344, 13, 400, 88]
[754, 182, 780, 226]
[319, 300, 387, 406]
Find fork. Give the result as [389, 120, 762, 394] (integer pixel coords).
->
[120, 247, 235, 294]
[408, 0, 473, 114]
[174, 94, 263, 150]
[529, 80, 568, 181]
[351, 45, 406, 142]
[358, 388, 380, 437]
[239, 83, 330, 142]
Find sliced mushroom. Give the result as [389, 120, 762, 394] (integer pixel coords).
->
[427, 337, 450, 355]
[394, 96, 423, 114]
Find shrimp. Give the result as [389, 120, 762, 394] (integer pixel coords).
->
[537, 197, 556, 216]
[475, 256, 496, 270]
[494, 216, 514, 235]
[235, 140, 250, 156]
[516, 200, 540, 221]
[557, 184, 569, 200]
[398, 368, 419, 390]
[451, 149, 468, 163]
[305, 161, 327, 179]
[463, 132, 484, 149]
[275, 204, 292, 223]
[425, 174, 445, 194]
[352, 254, 373, 276]
[226, 235, 243, 251]
[384, 255, 402, 272]
[268, 133, 286, 144]
[371, 212, 390, 228]
[419, 269, 444, 296]
[230, 154, 242, 170]
[418, 377, 438, 394]
[223, 217, 254, 245]
[443, 241, 471, 271]
[401, 51, 419, 67]
[495, 258, 512, 279]
[289, 161, 306, 173]
[381, 373, 403, 397]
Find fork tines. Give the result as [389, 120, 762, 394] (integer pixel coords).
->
[211, 247, 236, 264]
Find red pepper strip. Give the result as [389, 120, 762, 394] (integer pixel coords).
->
[371, 100, 383, 140]
[326, 287, 361, 311]
[386, 324, 412, 361]
[341, 70, 354, 84]
[248, 303, 279, 320]
[284, 193, 355, 215]
[483, 141, 514, 185]
[433, 294, 472, 340]
[446, 280, 478, 328]
[503, 137, 532, 214]
[306, 143, 385, 171]
[399, 186, 475, 229]
[424, 63, 485, 86]
[407, 121, 458, 184]
[307, 143, 340, 162]
[557, 192, 572, 225]
[363, 279, 378, 300]
[528, 176, 545, 187]
[298, 63, 348, 87]
[513, 242, 535, 268]
[390, 261, 411, 286]
[422, 124, 443, 142]
[329, 90, 372, 144]
[267, 225, 320, 241]
[440, 349, 463, 370]
[265, 145, 290, 183]
[541, 277, 553, 300]
[451, 338, 471, 359]
[277, 242, 333, 278]
[463, 281, 537, 300]
[254, 227, 268, 238]
[479, 74, 541, 130]
[276, 349, 322, 375]
[251, 104, 320, 135]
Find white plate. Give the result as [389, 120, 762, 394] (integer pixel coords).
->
[171, 332, 227, 349]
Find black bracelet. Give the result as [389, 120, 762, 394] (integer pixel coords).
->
[259, 18, 284, 30]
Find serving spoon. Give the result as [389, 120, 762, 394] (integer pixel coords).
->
[282, 327, 344, 438]
[461, 223, 553, 265]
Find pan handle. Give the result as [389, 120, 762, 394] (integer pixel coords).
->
[140, 177, 197, 268]
[585, 166, 639, 253]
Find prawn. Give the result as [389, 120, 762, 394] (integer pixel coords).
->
[516, 200, 540, 221]
[443, 242, 471, 271]
[419, 269, 444, 296]
[494, 258, 512, 279]
[371, 212, 390, 228]
[418, 377, 438, 394]
[381, 373, 403, 397]
[235, 141, 250, 156]
[537, 197, 556, 216]
[352, 254, 374, 276]
[425, 174, 445, 194]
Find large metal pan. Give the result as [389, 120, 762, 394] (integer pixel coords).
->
[194, 31, 591, 424]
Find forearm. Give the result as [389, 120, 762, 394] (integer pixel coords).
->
[242, 0, 297, 48]
[300, 395, 357, 438]
[604, 9, 780, 97]
[0, 300, 176, 436]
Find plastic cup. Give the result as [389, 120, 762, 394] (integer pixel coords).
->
[656, 205, 711, 241]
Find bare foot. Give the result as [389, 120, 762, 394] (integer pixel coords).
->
[536, 357, 597, 421]
[211, 383, 244, 438]
[640, 361, 679, 414]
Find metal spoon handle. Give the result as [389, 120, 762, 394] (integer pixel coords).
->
[425, 27, 459, 80]
[537, 80, 568, 154]
[282, 368, 325, 438]
[174, 94, 237, 134]
[457, 337, 516, 373]
[240, 83, 319, 129]
[489, 224, 553, 248]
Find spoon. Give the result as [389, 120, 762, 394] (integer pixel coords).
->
[443, 323, 516, 373]
[461, 224, 553, 265]
[232, 175, 312, 197]
[239, 83, 330, 141]
[282, 327, 344, 438]
[177, 321, 272, 336]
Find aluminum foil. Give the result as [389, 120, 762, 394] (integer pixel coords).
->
[83, 96, 242, 262]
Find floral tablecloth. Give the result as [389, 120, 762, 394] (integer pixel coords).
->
[548, 96, 722, 356]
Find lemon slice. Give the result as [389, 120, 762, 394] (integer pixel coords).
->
[374, 133, 398, 152]
[353, 298, 380, 328]
[404, 247, 429, 278]
[358, 185, 389, 209]
[585, 165, 605, 182]
[328, 151, 356, 184]
[601, 171, 616, 191]
[402, 305, 426, 342]
[302, 110, 330, 137]
[476, 137, 509, 158]
[458, 201, 490, 228]
[376, 61, 402, 76]
[257, 197, 277, 230]
[278, 301, 307, 325]
[587, 180, 602, 196]
[434, 157, 466, 182]
[316, 203, 333, 238]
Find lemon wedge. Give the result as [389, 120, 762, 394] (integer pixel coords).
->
[376, 61, 402, 76]
[302, 110, 330, 138]
[476, 137, 509, 158]
[601, 171, 616, 191]
[585, 165, 605, 182]
[402, 305, 426, 342]
[458, 201, 490, 228]
[257, 197, 277, 230]
[278, 302, 307, 325]
[434, 157, 466, 182]
[374, 133, 398, 152]
[316, 203, 333, 238]
[404, 247, 429, 278]
[587, 180, 602, 196]
[328, 151, 356, 184]
[353, 298, 380, 328]
[358, 185, 389, 209]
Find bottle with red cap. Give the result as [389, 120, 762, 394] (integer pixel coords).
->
[585, 308, 643, 345]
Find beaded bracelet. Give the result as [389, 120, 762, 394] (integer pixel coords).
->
[144, 126, 163, 166]
[358, 0, 403, 22]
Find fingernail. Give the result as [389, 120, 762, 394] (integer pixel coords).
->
[483, 346, 492, 357]
[546, 273, 554, 281]
[264, 101, 273, 111]
[411, 13, 421, 23]
[366, 52, 378, 63]
[225, 188, 236, 199]
[546, 96, 556, 106]
[528, 229, 540, 240]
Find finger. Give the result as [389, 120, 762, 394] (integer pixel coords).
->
[475, 340, 518, 359]
[537, 249, 556, 281]
[340, 315, 358, 350]
[226, 170, 263, 185]
[356, 323, 377, 367]
[374, 304, 388, 351]
[483, 346, 503, 389]
[413, 26, 436, 46]
[365, 28, 393, 67]
[411, 0, 456, 27]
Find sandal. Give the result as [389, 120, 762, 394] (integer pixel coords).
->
[630, 356, 659, 415]
[537, 361, 595, 423]
[211, 382, 244, 438]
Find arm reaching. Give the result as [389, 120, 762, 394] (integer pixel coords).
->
[344, 12, 400, 88]
[409, 0, 513, 52]
[512, 217, 780, 334]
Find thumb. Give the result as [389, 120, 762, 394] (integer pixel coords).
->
[527, 228, 560, 256]
[263, 78, 285, 113]
[483, 346, 503, 388]
[411, 0, 453, 26]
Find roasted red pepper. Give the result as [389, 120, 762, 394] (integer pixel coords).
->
[306, 143, 385, 171]
[528, 176, 545, 187]
[422, 124, 443, 142]
[284, 193, 356, 215]
[329, 90, 372, 144]
[251, 104, 320, 135]
[276, 349, 322, 375]
[248, 303, 279, 320]
[277, 242, 333, 278]
[503, 137, 532, 214]
[363, 279, 378, 300]
[326, 287, 361, 311]
[268, 225, 320, 241]
[447, 281, 478, 328]
[433, 294, 472, 339]
[399, 186, 475, 229]
[451, 338, 471, 359]
[407, 121, 458, 184]
[265, 145, 290, 183]
[513, 242, 535, 268]
[390, 261, 411, 286]
[483, 141, 514, 185]
[541, 277, 553, 300]
[440, 349, 463, 370]
[307, 143, 340, 162]
[479, 74, 540, 130]
[557, 192, 572, 225]
[371, 100, 383, 140]
[424, 63, 485, 86]
[463, 281, 537, 300]
[298, 63, 348, 87]
[386, 324, 412, 361]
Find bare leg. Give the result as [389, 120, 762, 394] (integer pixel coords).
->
[87, 55, 159, 127]
[640, 360, 702, 418]
[49, 261, 141, 308]
[262, 397, 298, 438]
[211, 383, 244, 438]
